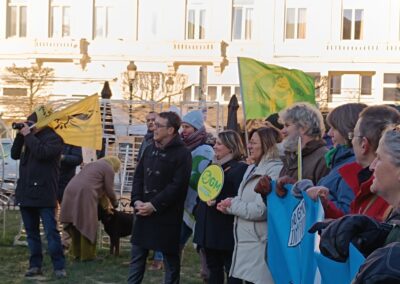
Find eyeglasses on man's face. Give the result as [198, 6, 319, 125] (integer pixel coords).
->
[154, 122, 168, 128]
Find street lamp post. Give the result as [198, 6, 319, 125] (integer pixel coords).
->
[126, 61, 137, 126]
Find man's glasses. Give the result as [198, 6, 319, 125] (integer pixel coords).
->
[154, 122, 168, 128]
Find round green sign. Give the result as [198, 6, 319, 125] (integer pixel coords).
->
[197, 165, 224, 202]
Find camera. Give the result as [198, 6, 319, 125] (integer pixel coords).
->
[12, 122, 32, 130]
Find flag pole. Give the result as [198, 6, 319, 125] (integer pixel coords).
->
[297, 136, 302, 180]
[237, 57, 250, 157]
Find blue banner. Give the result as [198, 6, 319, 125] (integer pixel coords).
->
[315, 244, 365, 284]
[267, 181, 365, 284]
[267, 181, 323, 284]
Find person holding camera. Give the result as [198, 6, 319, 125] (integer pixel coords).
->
[11, 105, 67, 278]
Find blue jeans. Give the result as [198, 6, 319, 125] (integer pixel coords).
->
[128, 244, 180, 284]
[20, 207, 65, 271]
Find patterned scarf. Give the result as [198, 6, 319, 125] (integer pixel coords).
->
[182, 126, 207, 151]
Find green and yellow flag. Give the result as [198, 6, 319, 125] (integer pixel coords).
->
[35, 94, 102, 150]
[238, 57, 316, 120]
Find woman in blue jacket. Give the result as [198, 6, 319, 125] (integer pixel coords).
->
[306, 103, 367, 216]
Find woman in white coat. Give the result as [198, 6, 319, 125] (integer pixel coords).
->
[217, 125, 283, 284]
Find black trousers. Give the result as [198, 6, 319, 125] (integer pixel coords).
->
[128, 244, 180, 284]
[204, 247, 242, 284]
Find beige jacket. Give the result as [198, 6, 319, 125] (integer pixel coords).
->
[227, 156, 282, 284]
[60, 160, 117, 243]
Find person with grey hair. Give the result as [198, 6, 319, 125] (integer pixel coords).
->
[309, 125, 400, 283]
[276, 103, 330, 194]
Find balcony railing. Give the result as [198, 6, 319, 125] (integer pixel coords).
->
[33, 38, 88, 56]
[328, 88, 376, 104]
[325, 42, 400, 58]
[32, 38, 90, 68]
[168, 40, 228, 73]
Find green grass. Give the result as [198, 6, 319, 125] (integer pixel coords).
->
[0, 210, 203, 284]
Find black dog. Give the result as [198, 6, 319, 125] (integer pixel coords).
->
[98, 206, 134, 256]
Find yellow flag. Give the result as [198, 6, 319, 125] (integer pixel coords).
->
[35, 94, 103, 150]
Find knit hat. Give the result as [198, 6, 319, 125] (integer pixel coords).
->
[102, 155, 121, 173]
[27, 104, 54, 123]
[182, 110, 204, 130]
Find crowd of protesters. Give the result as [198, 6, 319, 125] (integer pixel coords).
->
[10, 102, 400, 283]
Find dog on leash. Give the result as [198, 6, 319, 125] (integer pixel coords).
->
[98, 205, 134, 256]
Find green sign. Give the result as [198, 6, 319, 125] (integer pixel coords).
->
[197, 165, 224, 202]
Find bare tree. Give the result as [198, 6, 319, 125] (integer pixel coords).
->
[122, 71, 187, 102]
[4, 64, 54, 115]
[316, 76, 329, 113]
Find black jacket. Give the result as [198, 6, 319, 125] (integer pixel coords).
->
[58, 144, 82, 202]
[131, 134, 192, 253]
[11, 127, 63, 207]
[193, 159, 248, 250]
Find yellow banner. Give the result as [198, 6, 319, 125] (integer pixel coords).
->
[197, 165, 224, 202]
[35, 94, 102, 150]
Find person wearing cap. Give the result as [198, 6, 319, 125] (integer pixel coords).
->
[11, 105, 67, 278]
[179, 109, 214, 281]
[60, 156, 120, 262]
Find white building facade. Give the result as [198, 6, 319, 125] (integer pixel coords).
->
[0, 0, 399, 112]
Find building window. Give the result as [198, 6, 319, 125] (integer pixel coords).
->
[50, 1, 70, 37]
[330, 75, 342, 95]
[232, 0, 254, 40]
[285, 8, 306, 39]
[222, 86, 232, 101]
[360, 75, 372, 95]
[234, 86, 240, 96]
[207, 86, 217, 101]
[186, 0, 206, 39]
[192, 86, 200, 100]
[383, 73, 400, 101]
[138, 1, 160, 40]
[6, 0, 27, 38]
[183, 87, 192, 101]
[342, 9, 363, 40]
[94, 3, 113, 39]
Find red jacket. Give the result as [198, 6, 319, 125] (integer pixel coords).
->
[322, 162, 391, 222]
